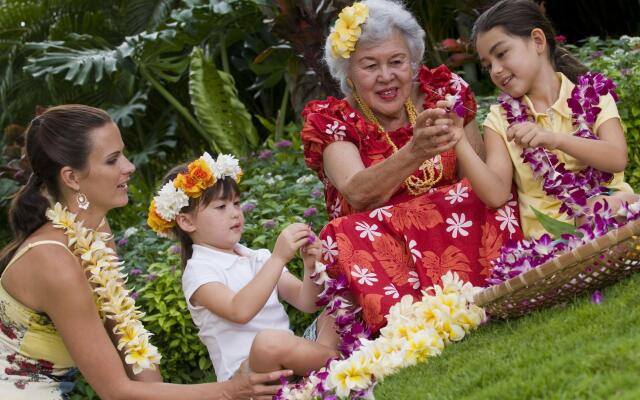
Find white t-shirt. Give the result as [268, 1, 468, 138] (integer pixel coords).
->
[182, 243, 291, 381]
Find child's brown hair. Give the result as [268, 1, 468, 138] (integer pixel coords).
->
[163, 164, 241, 268]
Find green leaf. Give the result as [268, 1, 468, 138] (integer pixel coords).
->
[531, 206, 578, 239]
[188, 46, 258, 154]
[23, 39, 127, 85]
[106, 90, 148, 128]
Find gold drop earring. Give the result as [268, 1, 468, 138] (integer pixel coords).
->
[347, 78, 355, 91]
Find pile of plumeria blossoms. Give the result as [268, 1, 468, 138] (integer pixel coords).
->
[47, 203, 161, 374]
[490, 199, 640, 284]
[275, 271, 486, 399]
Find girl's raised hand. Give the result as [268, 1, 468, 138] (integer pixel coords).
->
[436, 99, 464, 128]
[507, 122, 559, 149]
[273, 223, 312, 264]
[301, 231, 322, 271]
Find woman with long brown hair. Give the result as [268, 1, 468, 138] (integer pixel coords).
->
[0, 104, 289, 399]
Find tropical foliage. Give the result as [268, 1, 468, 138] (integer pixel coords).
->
[1, 0, 640, 397]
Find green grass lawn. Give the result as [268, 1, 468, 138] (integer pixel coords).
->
[375, 273, 640, 400]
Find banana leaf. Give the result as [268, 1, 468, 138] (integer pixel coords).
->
[188, 46, 258, 155]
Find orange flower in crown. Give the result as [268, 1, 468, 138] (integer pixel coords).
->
[147, 200, 175, 234]
[147, 152, 243, 236]
[174, 159, 214, 198]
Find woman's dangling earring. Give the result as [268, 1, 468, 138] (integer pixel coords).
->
[76, 192, 90, 210]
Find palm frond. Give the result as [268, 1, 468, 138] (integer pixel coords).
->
[106, 90, 149, 128]
[188, 46, 258, 155]
[23, 39, 126, 86]
[124, 0, 178, 35]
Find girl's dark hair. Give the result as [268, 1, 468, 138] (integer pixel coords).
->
[0, 105, 112, 273]
[471, 0, 588, 83]
[162, 165, 241, 268]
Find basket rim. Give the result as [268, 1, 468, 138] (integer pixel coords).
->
[473, 218, 640, 307]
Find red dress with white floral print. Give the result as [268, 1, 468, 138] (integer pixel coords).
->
[301, 65, 524, 332]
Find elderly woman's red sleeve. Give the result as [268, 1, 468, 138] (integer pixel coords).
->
[418, 64, 477, 126]
[300, 97, 362, 180]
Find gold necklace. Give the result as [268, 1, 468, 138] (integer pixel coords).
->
[352, 91, 443, 195]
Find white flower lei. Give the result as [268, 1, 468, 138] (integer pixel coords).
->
[277, 270, 486, 399]
[46, 203, 161, 374]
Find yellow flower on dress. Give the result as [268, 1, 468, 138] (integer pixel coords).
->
[329, 2, 369, 59]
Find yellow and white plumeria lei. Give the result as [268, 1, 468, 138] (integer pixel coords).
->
[281, 270, 486, 399]
[47, 203, 161, 374]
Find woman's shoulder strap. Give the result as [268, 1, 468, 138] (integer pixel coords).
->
[2, 240, 75, 278]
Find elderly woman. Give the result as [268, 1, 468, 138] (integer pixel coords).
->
[301, 0, 523, 332]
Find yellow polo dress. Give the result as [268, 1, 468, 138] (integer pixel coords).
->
[484, 72, 633, 238]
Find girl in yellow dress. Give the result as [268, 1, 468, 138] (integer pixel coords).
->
[453, 0, 637, 239]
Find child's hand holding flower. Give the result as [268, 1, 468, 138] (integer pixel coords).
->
[436, 99, 464, 129]
[273, 223, 313, 265]
[301, 229, 322, 272]
[507, 122, 560, 149]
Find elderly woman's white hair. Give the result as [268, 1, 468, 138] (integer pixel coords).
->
[324, 0, 426, 95]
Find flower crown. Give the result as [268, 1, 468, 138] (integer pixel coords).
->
[329, 2, 369, 59]
[147, 152, 242, 236]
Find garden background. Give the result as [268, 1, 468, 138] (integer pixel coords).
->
[0, 0, 639, 398]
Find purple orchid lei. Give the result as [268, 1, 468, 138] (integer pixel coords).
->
[490, 199, 640, 284]
[498, 72, 617, 219]
[489, 72, 637, 284]
[274, 264, 371, 400]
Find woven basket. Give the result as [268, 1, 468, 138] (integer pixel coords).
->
[474, 219, 640, 319]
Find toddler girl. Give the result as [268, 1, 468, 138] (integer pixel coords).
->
[147, 152, 338, 381]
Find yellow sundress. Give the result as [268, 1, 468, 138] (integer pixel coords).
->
[0, 240, 78, 399]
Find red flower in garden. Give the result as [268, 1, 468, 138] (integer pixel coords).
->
[438, 38, 466, 53]
[555, 34, 567, 44]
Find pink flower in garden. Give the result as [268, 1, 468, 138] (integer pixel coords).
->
[275, 140, 292, 149]
[311, 187, 323, 198]
[241, 202, 256, 212]
[258, 149, 273, 160]
[303, 207, 318, 217]
[555, 34, 567, 44]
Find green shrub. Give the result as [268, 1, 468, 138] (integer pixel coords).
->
[137, 248, 214, 383]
